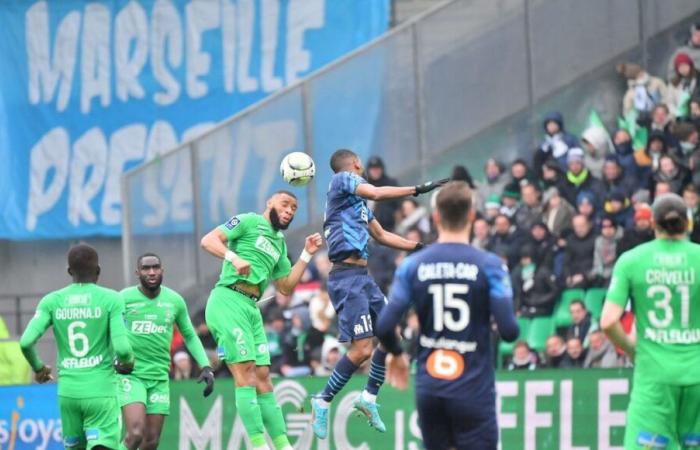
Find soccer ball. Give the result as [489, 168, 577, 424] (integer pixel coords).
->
[280, 152, 315, 187]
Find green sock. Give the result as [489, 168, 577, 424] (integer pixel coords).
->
[258, 392, 290, 449]
[235, 386, 266, 446]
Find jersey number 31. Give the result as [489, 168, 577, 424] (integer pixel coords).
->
[429, 284, 470, 332]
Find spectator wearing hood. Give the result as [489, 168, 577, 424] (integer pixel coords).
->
[487, 214, 525, 269]
[584, 330, 620, 368]
[666, 22, 700, 80]
[315, 338, 342, 376]
[618, 62, 667, 118]
[514, 182, 543, 232]
[653, 154, 690, 195]
[365, 156, 400, 231]
[671, 121, 699, 170]
[540, 158, 568, 193]
[592, 217, 623, 286]
[604, 190, 634, 229]
[476, 159, 508, 213]
[602, 154, 638, 197]
[483, 194, 502, 224]
[576, 191, 602, 231]
[528, 221, 557, 270]
[543, 335, 567, 368]
[535, 112, 579, 172]
[612, 128, 638, 176]
[512, 244, 559, 317]
[560, 336, 588, 369]
[500, 188, 520, 219]
[542, 187, 575, 238]
[616, 205, 654, 257]
[564, 214, 596, 289]
[506, 341, 539, 371]
[668, 53, 700, 118]
[561, 148, 606, 209]
[581, 126, 612, 179]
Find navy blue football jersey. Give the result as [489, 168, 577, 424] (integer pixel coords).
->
[378, 243, 519, 399]
[323, 171, 375, 262]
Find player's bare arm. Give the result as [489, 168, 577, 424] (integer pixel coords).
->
[355, 178, 449, 201]
[600, 301, 636, 362]
[200, 228, 251, 276]
[369, 218, 421, 252]
[274, 233, 323, 295]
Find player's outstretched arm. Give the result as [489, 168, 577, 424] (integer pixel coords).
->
[355, 178, 449, 201]
[201, 227, 251, 276]
[19, 298, 53, 381]
[369, 219, 423, 252]
[274, 233, 323, 295]
[109, 295, 135, 373]
[175, 297, 215, 396]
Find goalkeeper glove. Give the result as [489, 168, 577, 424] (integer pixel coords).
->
[414, 178, 450, 196]
[198, 367, 215, 397]
[113, 357, 134, 375]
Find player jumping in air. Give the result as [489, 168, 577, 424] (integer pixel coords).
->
[200, 190, 323, 450]
[601, 193, 700, 450]
[310, 149, 448, 439]
[119, 253, 214, 450]
[19, 244, 135, 450]
[377, 181, 519, 450]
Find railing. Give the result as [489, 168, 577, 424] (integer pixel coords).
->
[122, 0, 700, 293]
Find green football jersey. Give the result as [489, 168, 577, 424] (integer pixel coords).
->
[607, 238, 700, 385]
[121, 285, 209, 380]
[28, 284, 127, 398]
[216, 213, 292, 293]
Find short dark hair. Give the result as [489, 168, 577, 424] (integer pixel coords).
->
[569, 300, 586, 310]
[137, 252, 161, 268]
[436, 181, 472, 231]
[330, 149, 358, 173]
[273, 189, 297, 199]
[653, 193, 688, 235]
[68, 244, 99, 278]
[514, 340, 530, 351]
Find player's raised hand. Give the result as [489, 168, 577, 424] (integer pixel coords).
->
[304, 233, 323, 255]
[386, 353, 410, 390]
[414, 178, 450, 196]
[197, 367, 215, 397]
[34, 365, 53, 383]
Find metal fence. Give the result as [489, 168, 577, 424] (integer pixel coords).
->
[122, 0, 700, 292]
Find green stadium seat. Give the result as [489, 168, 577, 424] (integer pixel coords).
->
[527, 316, 555, 352]
[553, 288, 586, 327]
[497, 317, 531, 368]
[585, 288, 608, 319]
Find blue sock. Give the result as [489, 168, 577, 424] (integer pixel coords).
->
[365, 348, 387, 395]
[320, 355, 358, 402]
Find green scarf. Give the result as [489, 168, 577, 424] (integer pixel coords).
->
[567, 168, 589, 187]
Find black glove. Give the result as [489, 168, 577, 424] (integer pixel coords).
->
[197, 367, 215, 397]
[414, 178, 450, 196]
[113, 357, 134, 375]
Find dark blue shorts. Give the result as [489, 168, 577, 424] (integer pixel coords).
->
[416, 392, 498, 450]
[327, 266, 387, 342]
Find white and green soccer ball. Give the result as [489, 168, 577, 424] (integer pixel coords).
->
[280, 152, 315, 187]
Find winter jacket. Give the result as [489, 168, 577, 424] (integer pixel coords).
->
[476, 172, 509, 212]
[487, 228, 526, 269]
[584, 340, 620, 368]
[666, 40, 700, 80]
[528, 233, 557, 270]
[667, 73, 700, 118]
[514, 204, 544, 233]
[561, 170, 606, 209]
[653, 166, 691, 195]
[560, 350, 588, 369]
[592, 230, 622, 280]
[535, 112, 579, 172]
[564, 313, 595, 345]
[512, 263, 560, 317]
[581, 126, 612, 178]
[564, 230, 596, 278]
[543, 200, 576, 238]
[616, 227, 654, 257]
[622, 73, 667, 116]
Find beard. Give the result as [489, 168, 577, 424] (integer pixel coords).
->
[140, 275, 163, 292]
[270, 207, 293, 230]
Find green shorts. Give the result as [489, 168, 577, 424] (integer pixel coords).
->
[625, 379, 700, 449]
[118, 375, 170, 415]
[205, 286, 270, 366]
[59, 396, 121, 449]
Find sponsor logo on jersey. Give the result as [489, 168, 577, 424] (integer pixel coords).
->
[149, 393, 169, 404]
[145, 314, 158, 320]
[62, 355, 104, 369]
[255, 236, 280, 261]
[257, 343, 268, 354]
[420, 335, 477, 353]
[55, 307, 102, 320]
[156, 302, 173, 308]
[67, 294, 90, 305]
[353, 324, 365, 336]
[225, 216, 240, 229]
[131, 320, 168, 334]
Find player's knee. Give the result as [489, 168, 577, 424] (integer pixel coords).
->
[256, 366, 274, 393]
[349, 338, 374, 362]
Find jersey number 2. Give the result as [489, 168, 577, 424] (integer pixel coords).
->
[429, 284, 470, 332]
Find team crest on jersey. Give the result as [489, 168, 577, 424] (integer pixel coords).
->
[225, 216, 240, 229]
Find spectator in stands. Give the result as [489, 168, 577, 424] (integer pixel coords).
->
[500, 188, 520, 219]
[565, 301, 595, 345]
[476, 159, 508, 213]
[396, 198, 430, 236]
[542, 187, 575, 238]
[0, 316, 31, 385]
[653, 154, 689, 194]
[542, 335, 567, 368]
[576, 191, 601, 231]
[487, 214, 524, 269]
[280, 311, 324, 377]
[309, 287, 335, 334]
[617, 204, 654, 256]
[649, 104, 675, 142]
[470, 217, 491, 250]
[602, 155, 637, 197]
[581, 125, 612, 178]
[504, 159, 537, 196]
[689, 96, 700, 128]
[631, 189, 651, 210]
[514, 182, 543, 232]
[592, 217, 622, 286]
[637, 130, 668, 178]
[368, 241, 397, 295]
[564, 215, 596, 289]
[604, 190, 634, 229]
[365, 156, 400, 231]
[560, 336, 587, 369]
[483, 194, 502, 224]
[561, 148, 605, 209]
[584, 330, 620, 368]
[668, 53, 700, 118]
[172, 351, 194, 380]
[613, 128, 637, 176]
[671, 122, 699, 170]
[666, 22, 700, 80]
[506, 341, 538, 371]
[535, 111, 579, 172]
[683, 184, 700, 243]
[511, 244, 559, 317]
[315, 338, 341, 376]
[528, 221, 556, 270]
[655, 180, 673, 199]
[540, 158, 569, 193]
[617, 62, 667, 118]
[266, 310, 286, 374]
[314, 250, 332, 282]
[261, 291, 292, 322]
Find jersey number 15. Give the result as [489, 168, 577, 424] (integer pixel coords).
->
[429, 284, 470, 332]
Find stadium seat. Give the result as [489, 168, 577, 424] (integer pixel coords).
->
[553, 288, 586, 328]
[497, 317, 531, 356]
[585, 288, 608, 319]
[527, 316, 555, 352]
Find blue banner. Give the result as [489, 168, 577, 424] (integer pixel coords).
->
[0, 384, 62, 450]
[0, 0, 389, 240]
